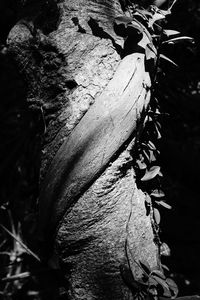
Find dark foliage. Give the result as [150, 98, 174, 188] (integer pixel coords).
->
[157, 0, 200, 295]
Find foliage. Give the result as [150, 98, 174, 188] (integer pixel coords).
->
[115, 0, 197, 298]
[121, 258, 178, 300]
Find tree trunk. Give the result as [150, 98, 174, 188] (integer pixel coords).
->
[7, 0, 159, 299]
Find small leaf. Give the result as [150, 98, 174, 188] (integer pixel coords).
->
[152, 275, 170, 291]
[148, 277, 158, 287]
[148, 141, 156, 151]
[156, 201, 172, 210]
[151, 190, 165, 198]
[151, 269, 166, 280]
[162, 285, 173, 298]
[148, 286, 158, 296]
[163, 29, 180, 37]
[115, 15, 133, 26]
[149, 151, 156, 163]
[153, 208, 161, 224]
[136, 159, 147, 170]
[143, 150, 150, 161]
[149, 12, 166, 27]
[141, 166, 160, 181]
[135, 9, 153, 18]
[138, 32, 152, 49]
[133, 11, 149, 22]
[160, 242, 171, 257]
[145, 193, 151, 204]
[157, 8, 171, 17]
[155, 123, 162, 139]
[160, 54, 178, 67]
[162, 36, 194, 45]
[166, 278, 179, 297]
[161, 264, 170, 272]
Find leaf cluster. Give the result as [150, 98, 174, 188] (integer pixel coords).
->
[116, 2, 194, 298]
[121, 259, 178, 300]
[115, 0, 194, 70]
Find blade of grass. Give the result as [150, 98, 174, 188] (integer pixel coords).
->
[0, 224, 40, 262]
[1, 272, 30, 282]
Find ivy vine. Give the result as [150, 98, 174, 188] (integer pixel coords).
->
[115, 1, 194, 299]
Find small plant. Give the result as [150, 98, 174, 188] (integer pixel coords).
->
[0, 210, 39, 298]
[115, 0, 194, 298]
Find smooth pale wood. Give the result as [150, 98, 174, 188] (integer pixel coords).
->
[39, 53, 151, 242]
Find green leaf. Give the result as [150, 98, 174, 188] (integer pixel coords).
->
[141, 166, 160, 181]
[162, 36, 194, 45]
[153, 208, 161, 224]
[163, 29, 180, 37]
[151, 190, 165, 198]
[160, 54, 178, 67]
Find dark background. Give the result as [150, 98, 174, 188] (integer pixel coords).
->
[0, 0, 200, 298]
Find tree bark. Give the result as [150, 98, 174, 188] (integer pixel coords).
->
[7, 0, 159, 299]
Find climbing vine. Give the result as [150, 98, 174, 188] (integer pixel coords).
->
[115, 0, 194, 299]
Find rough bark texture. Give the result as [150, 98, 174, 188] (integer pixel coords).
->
[56, 152, 158, 299]
[7, 0, 159, 299]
